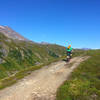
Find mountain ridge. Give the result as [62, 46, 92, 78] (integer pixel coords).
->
[0, 25, 28, 41]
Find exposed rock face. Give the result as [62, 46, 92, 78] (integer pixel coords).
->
[0, 25, 28, 41]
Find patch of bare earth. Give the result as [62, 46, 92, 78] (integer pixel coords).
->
[0, 56, 88, 100]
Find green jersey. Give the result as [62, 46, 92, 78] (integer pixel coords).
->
[66, 47, 72, 52]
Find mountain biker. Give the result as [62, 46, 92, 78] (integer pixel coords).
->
[66, 45, 73, 59]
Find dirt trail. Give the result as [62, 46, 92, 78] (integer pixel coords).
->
[0, 56, 88, 100]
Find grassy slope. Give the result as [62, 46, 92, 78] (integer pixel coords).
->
[0, 33, 66, 89]
[56, 50, 100, 100]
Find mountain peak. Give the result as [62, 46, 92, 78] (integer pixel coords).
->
[0, 25, 6, 29]
[0, 25, 28, 41]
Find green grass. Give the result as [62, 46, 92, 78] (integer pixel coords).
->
[0, 33, 67, 89]
[56, 50, 100, 100]
[0, 57, 63, 90]
[0, 33, 66, 79]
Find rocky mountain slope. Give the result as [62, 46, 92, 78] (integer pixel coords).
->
[0, 26, 28, 41]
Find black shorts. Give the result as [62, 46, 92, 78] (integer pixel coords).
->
[67, 51, 72, 54]
[67, 51, 72, 56]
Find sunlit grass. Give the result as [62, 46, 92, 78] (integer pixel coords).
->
[56, 50, 100, 100]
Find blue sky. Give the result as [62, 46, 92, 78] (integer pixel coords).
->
[0, 0, 100, 49]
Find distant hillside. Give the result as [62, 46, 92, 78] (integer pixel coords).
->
[0, 28, 66, 80]
[82, 48, 91, 50]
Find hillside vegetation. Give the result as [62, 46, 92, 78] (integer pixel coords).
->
[0, 33, 66, 88]
[56, 50, 100, 100]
